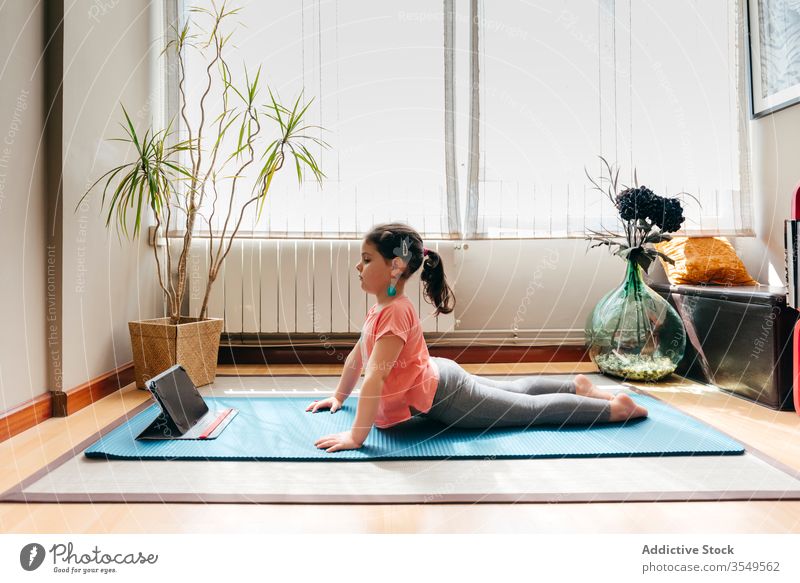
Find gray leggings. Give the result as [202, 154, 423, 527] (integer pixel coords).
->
[419, 357, 612, 429]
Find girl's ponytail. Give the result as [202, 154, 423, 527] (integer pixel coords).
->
[420, 248, 456, 316]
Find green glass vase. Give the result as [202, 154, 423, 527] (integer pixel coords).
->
[585, 259, 686, 381]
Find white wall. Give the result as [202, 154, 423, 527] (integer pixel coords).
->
[61, 0, 163, 389]
[0, 2, 48, 411]
[0, 0, 164, 413]
[737, 105, 800, 286]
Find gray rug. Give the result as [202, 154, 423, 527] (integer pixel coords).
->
[4, 374, 800, 504]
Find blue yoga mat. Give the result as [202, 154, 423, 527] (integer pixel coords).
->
[83, 394, 744, 461]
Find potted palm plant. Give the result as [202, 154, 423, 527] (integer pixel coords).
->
[82, 3, 326, 388]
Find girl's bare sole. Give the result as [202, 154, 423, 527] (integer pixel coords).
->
[608, 392, 648, 422]
[573, 375, 646, 420]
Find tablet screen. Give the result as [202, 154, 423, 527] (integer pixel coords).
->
[147, 365, 209, 435]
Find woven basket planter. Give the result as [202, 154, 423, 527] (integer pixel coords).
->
[128, 317, 224, 389]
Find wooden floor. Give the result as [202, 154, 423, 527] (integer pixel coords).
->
[2, 362, 800, 534]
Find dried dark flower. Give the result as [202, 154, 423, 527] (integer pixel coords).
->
[585, 157, 687, 273]
[616, 186, 658, 221]
[649, 197, 685, 233]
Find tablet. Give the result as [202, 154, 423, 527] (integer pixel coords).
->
[146, 364, 209, 435]
[137, 364, 238, 441]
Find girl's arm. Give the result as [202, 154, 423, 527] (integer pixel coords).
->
[350, 334, 405, 445]
[333, 339, 365, 403]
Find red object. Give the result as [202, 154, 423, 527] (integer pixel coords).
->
[793, 182, 800, 415]
[199, 409, 233, 439]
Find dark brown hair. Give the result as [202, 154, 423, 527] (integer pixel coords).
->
[364, 222, 456, 316]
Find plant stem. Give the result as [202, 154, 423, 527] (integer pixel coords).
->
[163, 198, 178, 317]
[151, 212, 174, 317]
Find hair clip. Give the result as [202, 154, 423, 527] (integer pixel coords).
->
[393, 236, 413, 263]
[422, 246, 430, 256]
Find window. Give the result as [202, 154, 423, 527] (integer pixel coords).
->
[173, 0, 460, 239]
[168, 0, 753, 240]
[465, 0, 753, 238]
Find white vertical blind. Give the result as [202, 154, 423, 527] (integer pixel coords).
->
[172, 0, 753, 240]
[179, 0, 460, 239]
[465, 0, 753, 239]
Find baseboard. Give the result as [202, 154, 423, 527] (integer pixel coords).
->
[61, 362, 136, 416]
[0, 362, 135, 443]
[220, 343, 590, 365]
[0, 393, 53, 443]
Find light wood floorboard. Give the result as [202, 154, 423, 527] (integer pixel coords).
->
[2, 363, 799, 533]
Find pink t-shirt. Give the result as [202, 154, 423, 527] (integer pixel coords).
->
[360, 295, 440, 428]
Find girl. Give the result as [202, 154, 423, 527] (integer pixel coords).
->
[308, 223, 647, 453]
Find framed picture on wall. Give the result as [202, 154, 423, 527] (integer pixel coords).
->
[746, 0, 800, 118]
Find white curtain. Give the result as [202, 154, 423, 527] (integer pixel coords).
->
[176, 0, 462, 239]
[171, 0, 753, 240]
[464, 0, 753, 239]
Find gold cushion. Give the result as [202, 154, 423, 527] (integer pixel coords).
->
[653, 237, 759, 286]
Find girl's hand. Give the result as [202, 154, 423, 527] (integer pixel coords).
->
[314, 430, 363, 453]
[306, 396, 342, 414]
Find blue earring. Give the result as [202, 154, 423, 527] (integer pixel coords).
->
[387, 276, 397, 296]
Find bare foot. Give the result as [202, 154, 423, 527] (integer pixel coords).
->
[574, 374, 615, 401]
[608, 393, 648, 422]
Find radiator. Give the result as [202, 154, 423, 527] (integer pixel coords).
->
[187, 239, 456, 335]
